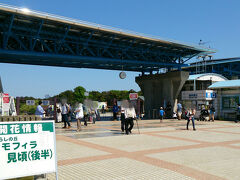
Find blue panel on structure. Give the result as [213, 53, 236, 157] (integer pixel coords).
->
[184, 57, 240, 79]
[0, 4, 214, 72]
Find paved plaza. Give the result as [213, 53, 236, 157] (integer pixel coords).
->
[46, 119, 240, 180]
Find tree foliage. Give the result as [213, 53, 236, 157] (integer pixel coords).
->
[18, 85, 142, 114]
[56, 86, 86, 105]
[88, 89, 140, 105]
[73, 86, 86, 103]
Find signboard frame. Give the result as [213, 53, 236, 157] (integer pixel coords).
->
[129, 93, 138, 100]
[26, 100, 35, 106]
[0, 120, 58, 180]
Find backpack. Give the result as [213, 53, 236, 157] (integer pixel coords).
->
[57, 108, 61, 113]
[211, 107, 215, 112]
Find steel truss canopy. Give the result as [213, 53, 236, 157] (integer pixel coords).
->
[183, 57, 240, 79]
[0, 4, 216, 72]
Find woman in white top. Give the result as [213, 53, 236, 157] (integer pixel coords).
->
[74, 103, 84, 131]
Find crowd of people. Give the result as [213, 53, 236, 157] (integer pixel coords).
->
[35, 99, 240, 133]
[157, 103, 196, 130]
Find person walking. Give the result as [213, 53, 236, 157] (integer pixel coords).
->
[177, 102, 182, 120]
[56, 103, 62, 122]
[75, 103, 84, 131]
[186, 108, 196, 131]
[61, 101, 71, 129]
[159, 107, 165, 123]
[125, 103, 136, 135]
[235, 103, 240, 123]
[209, 105, 215, 122]
[165, 102, 172, 119]
[102, 105, 105, 114]
[112, 103, 119, 121]
[35, 101, 45, 118]
[68, 103, 73, 122]
[83, 106, 88, 126]
[120, 108, 126, 132]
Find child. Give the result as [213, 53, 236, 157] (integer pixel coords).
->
[159, 107, 165, 122]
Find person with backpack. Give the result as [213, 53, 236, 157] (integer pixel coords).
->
[61, 100, 71, 129]
[209, 105, 215, 122]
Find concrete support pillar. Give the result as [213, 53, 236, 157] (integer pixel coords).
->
[136, 71, 189, 119]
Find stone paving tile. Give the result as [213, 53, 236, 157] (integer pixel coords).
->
[231, 143, 240, 147]
[81, 134, 198, 152]
[56, 140, 110, 161]
[158, 130, 240, 143]
[47, 158, 194, 180]
[40, 120, 239, 179]
[209, 127, 240, 134]
[139, 127, 176, 132]
[69, 132, 124, 139]
[147, 146, 240, 180]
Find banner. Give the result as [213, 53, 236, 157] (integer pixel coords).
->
[0, 121, 57, 179]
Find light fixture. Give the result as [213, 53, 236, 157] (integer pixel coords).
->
[119, 71, 126, 79]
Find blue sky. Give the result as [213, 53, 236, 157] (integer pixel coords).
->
[0, 0, 240, 98]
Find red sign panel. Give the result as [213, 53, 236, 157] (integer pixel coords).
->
[129, 93, 138, 100]
[3, 94, 9, 103]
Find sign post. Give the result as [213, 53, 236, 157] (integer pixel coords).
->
[0, 121, 58, 180]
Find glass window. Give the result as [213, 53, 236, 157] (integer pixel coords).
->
[222, 96, 239, 109]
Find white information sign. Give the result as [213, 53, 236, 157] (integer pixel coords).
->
[0, 121, 57, 180]
[182, 90, 216, 100]
[42, 100, 50, 106]
[26, 100, 35, 106]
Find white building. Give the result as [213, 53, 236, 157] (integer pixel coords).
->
[180, 73, 227, 117]
[208, 80, 240, 120]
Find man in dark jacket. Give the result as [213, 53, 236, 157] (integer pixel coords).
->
[113, 103, 119, 121]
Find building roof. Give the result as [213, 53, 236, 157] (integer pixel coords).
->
[188, 73, 228, 81]
[208, 79, 240, 89]
[0, 3, 215, 55]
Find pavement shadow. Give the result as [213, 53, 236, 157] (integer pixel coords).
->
[175, 128, 188, 130]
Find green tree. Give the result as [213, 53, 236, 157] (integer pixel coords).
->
[89, 91, 102, 101]
[73, 86, 86, 103]
[20, 104, 37, 115]
[138, 90, 143, 96]
[57, 90, 75, 104]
